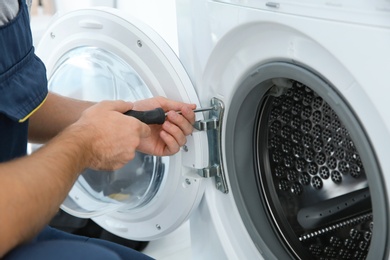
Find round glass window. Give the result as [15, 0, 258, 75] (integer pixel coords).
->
[48, 46, 167, 215]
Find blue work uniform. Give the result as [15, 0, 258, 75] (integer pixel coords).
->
[0, 1, 153, 259]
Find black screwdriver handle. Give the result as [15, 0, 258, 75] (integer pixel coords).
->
[124, 108, 166, 124]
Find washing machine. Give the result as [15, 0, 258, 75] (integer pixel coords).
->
[35, 0, 390, 259]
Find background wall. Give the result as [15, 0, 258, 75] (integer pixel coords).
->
[30, 0, 178, 53]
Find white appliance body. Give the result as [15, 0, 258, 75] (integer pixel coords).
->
[35, 1, 390, 259]
[176, 1, 390, 259]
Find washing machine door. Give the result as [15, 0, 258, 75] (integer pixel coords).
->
[36, 7, 209, 240]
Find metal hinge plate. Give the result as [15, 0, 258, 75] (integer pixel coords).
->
[193, 97, 228, 194]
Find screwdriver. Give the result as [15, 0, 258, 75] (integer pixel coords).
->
[125, 107, 215, 124]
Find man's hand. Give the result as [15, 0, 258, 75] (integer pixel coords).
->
[131, 96, 196, 156]
[30, 94, 196, 169]
[71, 100, 151, 170]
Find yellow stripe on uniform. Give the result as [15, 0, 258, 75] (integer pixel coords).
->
[18, 94, 48, 123]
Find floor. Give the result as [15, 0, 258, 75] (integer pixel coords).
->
[30, 2, 191, 259]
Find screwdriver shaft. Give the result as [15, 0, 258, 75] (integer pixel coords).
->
[126, 106, 216, 125]
[174, 106, 215, 115]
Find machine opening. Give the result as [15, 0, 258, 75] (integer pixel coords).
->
[255, 80, 372, 259]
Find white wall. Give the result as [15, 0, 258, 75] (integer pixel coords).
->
[31, 0, 178, 52]
[116, 0, 178, 53]
[54, 0, 115, 13]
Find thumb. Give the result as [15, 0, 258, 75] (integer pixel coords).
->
[139, 122, 151, 138]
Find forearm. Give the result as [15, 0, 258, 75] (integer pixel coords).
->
[28, 92, 94, 143]
[0, 99, 154, 257]
[0, 96, 195, 256]
[0, 124, 91, 257]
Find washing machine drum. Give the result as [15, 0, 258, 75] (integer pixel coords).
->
[256, 81, 372, 259]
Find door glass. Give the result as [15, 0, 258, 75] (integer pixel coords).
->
[48, 46, 168, 214]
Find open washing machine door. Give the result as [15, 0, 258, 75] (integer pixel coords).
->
[35, 7, 211, 241]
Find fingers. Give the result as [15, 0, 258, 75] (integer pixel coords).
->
[166, 107, 195, 135]
[159, 106, 195, 154]
[154, 96, 197, 113]
[162, 120, 187, 146]
[98, 100, 134, 113]
[115, 97, 198, 157]
[159, 130, 181, 154]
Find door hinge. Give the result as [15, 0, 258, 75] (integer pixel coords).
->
[193, 97, 228, 194]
